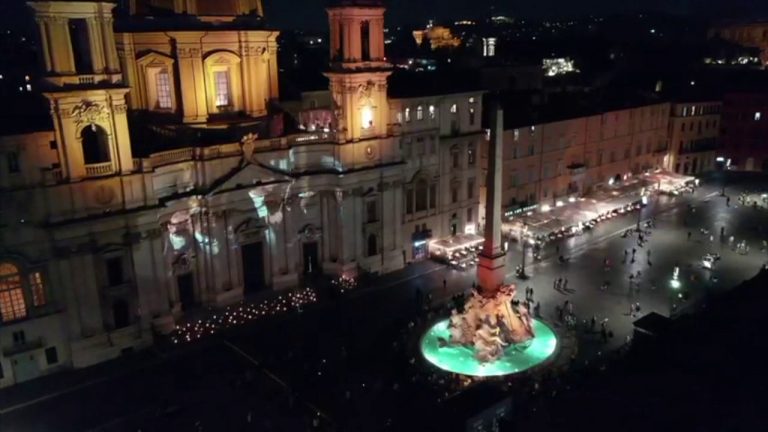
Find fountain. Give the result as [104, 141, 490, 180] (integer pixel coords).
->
[421, 102, 558, 376]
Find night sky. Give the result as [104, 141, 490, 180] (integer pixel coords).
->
[265, 0, 768, 30]
[0, 0, 765, 33]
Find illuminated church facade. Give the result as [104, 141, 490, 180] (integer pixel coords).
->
[0, 0, 483, 386]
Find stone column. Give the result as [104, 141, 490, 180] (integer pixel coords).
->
[100, 16, 120, 73]
[35, 18, 52, 72]
[477, 103, 507, 294]
[86, 17, 106, 73]
[48, 17, 76, 74]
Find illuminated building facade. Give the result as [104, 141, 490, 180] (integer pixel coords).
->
[0, 0, 481, 386]
[667, 102, 722, 175]
[710, 22, 768, 67]
[412, 25, 462, 50]
[501, 103, 671, 208]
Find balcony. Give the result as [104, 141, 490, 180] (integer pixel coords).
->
[3, 337, 43, 356]
[85, 162, 115, 177]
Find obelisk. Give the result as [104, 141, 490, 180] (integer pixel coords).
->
[477, 101, 507, 296]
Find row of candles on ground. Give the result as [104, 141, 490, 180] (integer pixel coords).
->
[170, 287, 318, 344]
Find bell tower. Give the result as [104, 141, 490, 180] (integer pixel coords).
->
[324, 0, 391, 142]
[28, 1, 133, 181]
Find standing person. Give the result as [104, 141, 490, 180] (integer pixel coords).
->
[726, 196, 731, 207]
[720, 226, 725, 237]
[687, 231, 692, 241]
[590, 316, 597, 332]
[600, 321, 609, 343]
[647, 249, 651, 259]
[443, 279, 447, 295]
[563, 278, 569, 291]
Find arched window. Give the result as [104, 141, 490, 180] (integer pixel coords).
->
[416, 105, 424, 120]
[81, 124, 111, 164]
[415, 178, 428, 212]
[0, 263, 26, 322]
[367, 234, 377, 257]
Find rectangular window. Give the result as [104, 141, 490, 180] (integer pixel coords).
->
[467, 207, 473, 223]
[105, 257, 124, 287]
[528, 144, 534, 156]
[416, 106, 424, 120]
[12, 330, 25, 345]
[405, 108, 411, 122]
[467, 178, 475, 199]
[451, 187, 458, 204]
[1, 273, 26, 322]
[635, 146, 642, 157]
[513, 129, 520, 141]
[366, 200, 377, 223]
[624, 148, 630, 160]
[469, 108, 476, 125]
[429, 184, 437, 209]
[214, 71, 231, 107]
[467, 146, 476, 166]
[510, 173, 518, 186]
[452, 151, 460, 169]
[29, 272, 46, 307]
[450, 103, 457, 113]
[7, 152, 20, 173]
[597, 151, 603, 166]
[45, 346, 58, 365]
[155, 70, 172, 109]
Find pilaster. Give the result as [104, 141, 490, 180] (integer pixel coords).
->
[177, 44, 208, 123]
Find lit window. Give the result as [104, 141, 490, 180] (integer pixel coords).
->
[469, 97, 475, 104]
[396, 112, 402, 124]
[450, 104, 457, 113]
[428, 105, 435, 119]
[416, 105, 424, 120]
[29, 272, 46, 307]
[0, 263, 26, 322]
[530, 125, 536, 134]
[467, 145, 476, 165]
[361, 105, 374, 129]
[214, 71, 231, 107]
[756, 112, 762, 121]
[155, 69, 172, 109]
[469, 107, 476, 125]
[513, 129, 519, 141]
[405, 107, 411, 122]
